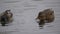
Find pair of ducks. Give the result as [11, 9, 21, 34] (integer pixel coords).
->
[0, 8, 55, 27]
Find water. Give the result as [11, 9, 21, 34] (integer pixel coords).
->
[0, 0, 60, 34]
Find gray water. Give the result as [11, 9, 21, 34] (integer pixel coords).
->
[0, 0, 60, 34]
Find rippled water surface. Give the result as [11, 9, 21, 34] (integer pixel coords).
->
[0, 0, 60, 34]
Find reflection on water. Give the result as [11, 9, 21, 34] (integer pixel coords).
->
[37, 20, 54, 29]
[36, 20, 45, 29]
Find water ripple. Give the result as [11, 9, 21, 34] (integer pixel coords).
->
[4, 1, 20, 3]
